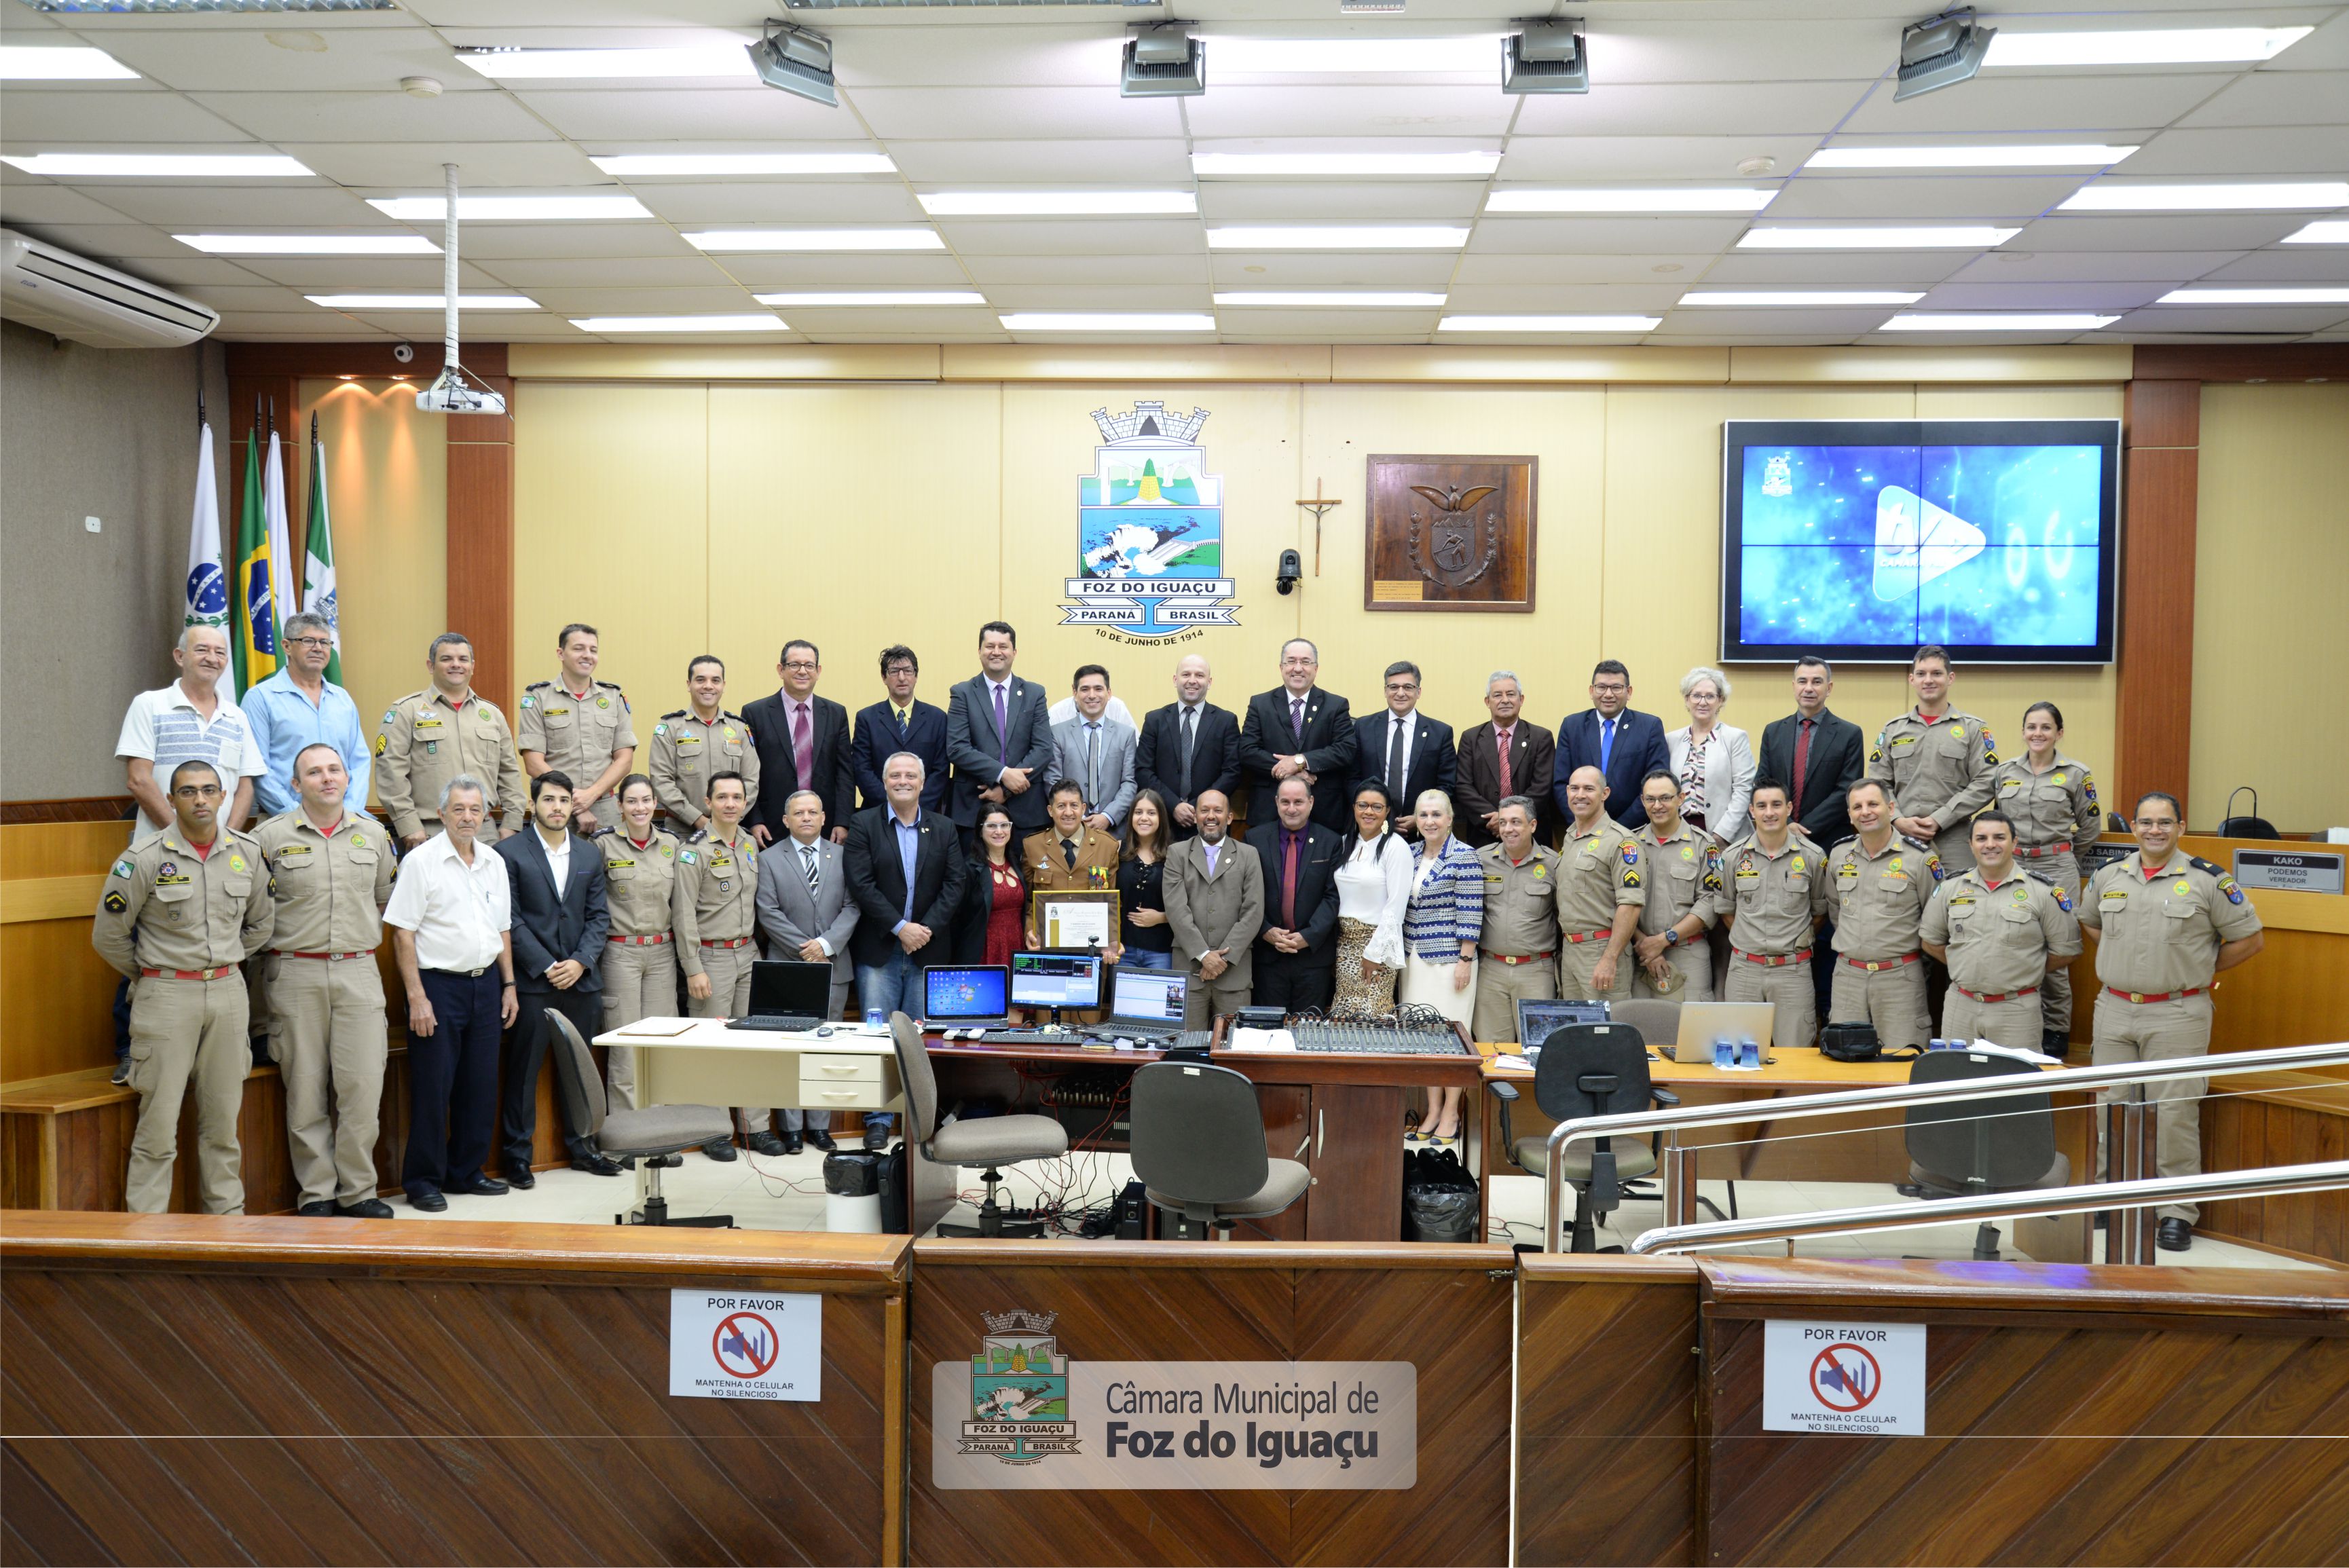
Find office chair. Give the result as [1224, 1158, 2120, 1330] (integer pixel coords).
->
[889, 1012, 1068, 1237]
[1604, 998, 1733, 1219]
[2216, 785, 2279, 839]
[544, 1013, 735, 1228]
[1129, 1060, 1310, 1240]
[1904, 1048, 2068, 1260]
[1489, 1022, 1680, 1252]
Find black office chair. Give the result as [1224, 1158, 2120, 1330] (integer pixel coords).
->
[1904, 1048, 2069, 1260]
[889, 1012, 1069, 1237]
[2215, 785, 2279, 839]
[544, 1012, 735, 1228]
[1488, 1022, 1680, 1252]
[1130, 1060, 1310, 1239]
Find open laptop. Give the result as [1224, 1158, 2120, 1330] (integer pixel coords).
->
[1100, 965, 1189, 1041]
[724, 960, 834, 1032]
[1516, 998, 1611, 1060]
[1669, 1001, 1777, 1063]
[920, 965, 1011, 1031]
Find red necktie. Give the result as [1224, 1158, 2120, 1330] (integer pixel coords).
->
[1792, 717, 1813, 810]
[1495, 726, 1513, 800]
[1281, 830, 1300, 929]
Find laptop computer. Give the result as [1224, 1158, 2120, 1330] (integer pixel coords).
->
[1516, 998, 1611, 1060]
[920, 965, 1011, 1031]
[1669, 1001, 1777, 1063]
[724, 960, 835, 1032]
[1101, 965, 1189, 1040]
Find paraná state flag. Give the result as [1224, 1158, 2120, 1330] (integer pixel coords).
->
[302, 414, 341, 685]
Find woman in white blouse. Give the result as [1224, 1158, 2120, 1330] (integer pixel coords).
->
[1330, 781, 1411, 1017]
[1668, 666, 1755, 845]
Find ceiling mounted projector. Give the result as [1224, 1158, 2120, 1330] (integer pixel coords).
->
[1122, 22, 1204, 97]
[1894, 8, 1995, 100]
[1502, 17, 1587, 94]
[749, 20, 837, 106]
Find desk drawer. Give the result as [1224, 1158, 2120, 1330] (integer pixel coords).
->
[799, 1053, 884, 1100]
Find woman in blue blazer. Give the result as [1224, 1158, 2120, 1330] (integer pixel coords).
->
[1399, 789, 1483, 1141]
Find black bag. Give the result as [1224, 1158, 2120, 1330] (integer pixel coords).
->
[877, 1142, 910, 1234]
[1403, 1145, 1480, 1242]
[1819, 1020, 1883, 1062]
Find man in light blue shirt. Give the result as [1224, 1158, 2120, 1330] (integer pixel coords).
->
[244, 612, 371, 819]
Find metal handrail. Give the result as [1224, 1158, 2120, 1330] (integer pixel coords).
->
[1532, 1039, 2349, 1252]
[1628, 1159, 2349, 1254]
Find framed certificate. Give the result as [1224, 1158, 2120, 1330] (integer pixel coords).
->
[1030, 890, 1119, 952]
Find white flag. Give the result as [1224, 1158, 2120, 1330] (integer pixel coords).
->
[184, 418, 228, 631]
[263, 424, 295, 628]
[303, 421, 341, 684]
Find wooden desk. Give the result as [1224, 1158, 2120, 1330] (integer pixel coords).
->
[597, 1015, 904, 1117]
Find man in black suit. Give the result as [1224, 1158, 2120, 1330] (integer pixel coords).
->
[1456, 670, 1557, 848]
[743, 638, 853, 850]
[1554, 658, 1671, 830]
[1134, 652, 1240, 841]
[1238, 637, 1358, 832]
[843, 751, 968, 1026]
[851, 644, 949, 815]
[1757, 656, 1868, 1023]
[944, 620, 1054, 840]
[1352, 660, 1457, 836]
[1246, 776, 1343, 1013]
[494, 772, 622, 1183]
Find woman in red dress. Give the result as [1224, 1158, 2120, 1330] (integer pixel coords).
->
[976, 804, 1027, 967]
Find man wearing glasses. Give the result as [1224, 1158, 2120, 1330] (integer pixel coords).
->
[744, 639, 851, 850]
[243, 611, 371, 822]
[1554, 660, 1669, 832]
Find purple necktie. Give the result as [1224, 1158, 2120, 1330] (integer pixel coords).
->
[792, 701, 813, 787]
[993, 683, 1009, 762]
[1290, 696, 1305, 745]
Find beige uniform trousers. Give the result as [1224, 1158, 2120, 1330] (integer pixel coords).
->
[2092, 992, 2212, 1223]
[1943, 989, 2042, 1051]
[1828, 959, 1930, 1051]
[2035, 850, 2081, 1035]
[126, 975, 248, 1214]
[1473, 955, 1557, 1043]
[1726, 956, 1817, 1051]
[1559, 937, 1635, 1003]
[264, 954, 388, 1209]
[598, 939, 680, 1111]
[1633, 943, 1716, 1003]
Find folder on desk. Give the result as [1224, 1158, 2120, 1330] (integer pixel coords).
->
[614, 1020, 697, 1039]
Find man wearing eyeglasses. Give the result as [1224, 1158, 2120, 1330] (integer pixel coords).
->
[243, 611, 371, 821]
[1554, 660, 1669, 832]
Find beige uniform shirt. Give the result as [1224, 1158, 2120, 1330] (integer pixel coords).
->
[599, 829, 683, 939]
[648, 707, 759, 831]
[1990, 754, 2101, 853]
[374, 688, 524, 840]
[1708, 832, 1828, 957]
[1476, 842, 1563, 956]
[1866, 708, 1999, 834]
[517, 676, 637, 790]
[1555, 815, 1646, 937]
[253, 810, 395, 954]
[2080, 852, 2263, 996]
[93, 827, 274, 976]
[671, 823, 760, 975]
[1635, 822, 1721, 938]
[1922, 868, 2082, 995]
[1826, 833, 1943, 959]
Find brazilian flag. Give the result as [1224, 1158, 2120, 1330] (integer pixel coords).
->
[232, 414, 278, 696]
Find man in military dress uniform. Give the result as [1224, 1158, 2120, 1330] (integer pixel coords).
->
[375, 633, 524, 848]
[2079, 791, 2265, 1251]
[1553, 766, 1646, 1003]
[1631, 770, 1721, 1002]
[1473, 797, 1561, 1043]
[1864, 645, 1998, 873]
[91, 760, 275, 1214]
[1707, 780, 1828, 1049]
[518, 622, 637, 836]
[1824, 779, 1942, 1051]
[1921, 811, 2080, 1051]
[649, 654, 760, 834]
[673, 771, 771, 1158]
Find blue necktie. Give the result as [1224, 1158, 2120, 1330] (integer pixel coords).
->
[1600, 715, 1616, 774]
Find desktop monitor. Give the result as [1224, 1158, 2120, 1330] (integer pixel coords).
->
[1010, 951, 1103, 1010]
[923, 965, 1008, 1025]
[1107, 965, 1189, 1027]
[1517, 998, 1611, 1053]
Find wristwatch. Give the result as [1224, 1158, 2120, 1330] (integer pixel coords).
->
[1664, 929, 1682, 947]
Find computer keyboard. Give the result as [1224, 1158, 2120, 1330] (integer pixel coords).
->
[1292, 1022, 1471, 1056]
[724, 1015, 823, 1032]
[976, 1028, 1090, 1046]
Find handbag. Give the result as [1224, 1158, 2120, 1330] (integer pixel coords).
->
[1819, 1020, 1883, 1062]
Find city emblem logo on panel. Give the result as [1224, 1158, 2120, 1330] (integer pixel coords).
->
[961, 1310, 1081, 1466]
[1064, 401, 1237, 642]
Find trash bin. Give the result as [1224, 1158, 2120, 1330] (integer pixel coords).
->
[824, 1149, 883, 1233]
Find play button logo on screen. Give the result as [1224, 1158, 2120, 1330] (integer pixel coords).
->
[1872, 485, 1984, 601]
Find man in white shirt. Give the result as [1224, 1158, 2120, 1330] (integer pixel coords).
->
[117, 625, 265, 844]
[384, 774, 519, 1212]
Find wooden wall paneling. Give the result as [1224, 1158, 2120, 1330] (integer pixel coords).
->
[447, 375, 517, 718]
[2115, 380, 2200, 819]
[2132, 342, 2349, 383]
[1, 819, 133, 1084]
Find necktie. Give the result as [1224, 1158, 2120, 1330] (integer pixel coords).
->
[1792, 717, 1813, 810]
[1289, 696, 1305, 746]
[1281, 830, 1299, 929]
[993, 683, 1009, 762]
[1386, 717, 1407, 800]
[1084, 722, 1100, 808]
[802, 844, 820, 895]
[1062, 836, 1078, 870]
[1600, 715, 1616, 774]
[792, 701, 813, 787]
[1179, 706, 1197, 798]
[1496, 726, 1514, 800]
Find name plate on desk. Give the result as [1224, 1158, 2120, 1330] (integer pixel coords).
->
[2234, 848, 2345, 895]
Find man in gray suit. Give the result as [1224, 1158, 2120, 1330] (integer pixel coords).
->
[1047, 664, 1139, 833]
[1162, 789, 1265, 1031]
[754, 789, 859, 1155]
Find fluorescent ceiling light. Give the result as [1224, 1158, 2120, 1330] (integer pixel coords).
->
[1486, 188, 1775, 214]
[1, 153, 312, 177]
[0, 46, 138, 80]
[918, 191, 1196, 216]
[2156, 287, 2349, 305]
[2059, 182, 2349, 212]
[1984, 27, 2311, 67]
[754, 291, 986, 305]
[456, 45, 755, 81]
[685, 228, 946, 251]
[1739, 226, 2019, 249]
[1439, 315, 1661, 332]
[1193, 151, 1501, 177]
[1807, 144, 2137, 169]
[1207, 225, 1469, 250]
[1680, 291, 1925, 306]
[177, 233, 440, 255]
[572, 314, 788, 333]
[589, 153, 895, 176]
[1206, 36, 1498, 73]
[1881, 314, 2117, 331]
[2282, 221, 2349, 244]
[999, 313, 1217, 331]
[308, 293, 539, 310]
[1215, 292, 1446, 307]
[369, 195, 649, 221]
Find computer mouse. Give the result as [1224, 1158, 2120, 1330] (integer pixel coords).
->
[815, 1024, 836, 1038]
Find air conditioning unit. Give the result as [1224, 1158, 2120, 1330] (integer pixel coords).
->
[0, 227, 218, 349]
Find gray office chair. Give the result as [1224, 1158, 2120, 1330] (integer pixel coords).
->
[889, 1011, 1069, 1237]
[1612, 998, 1681, 1050]
[1904, 1048, 2069, 1260]
[1489, 1022, 1680, 1252]
[1130, 1060, 1311, 1240]
[545, 1012, 735, 1228]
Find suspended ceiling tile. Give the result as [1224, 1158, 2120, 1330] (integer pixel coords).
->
[629, 183, 927, 225]
[933, 218, 1204, 255]
[513, 87, 870, 143]
[1512, 81, 1864, 137]
[885, 138, 1196, 184]
[0, 89, 257, 145]
[845, 86, 1184, 142]
[1762, 174, 2088, 221]
[287, 143, 607, 189]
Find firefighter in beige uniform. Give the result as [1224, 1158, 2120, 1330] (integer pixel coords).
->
[1554, 766, 1646, 1003]
[1864, 649, 1997, 873]
[1472, 798, 1561, 1043]
[1991, 698, 2102, 1053]
[672, 772, 765, 1157]
[597, 774, 682, 1113]
[374, 633, 525, 846]
[91, 760, 274, 1214]
[1630, 770, 1721, 1003]
[1824, 779, 1942, 1051]
[1921, 813, 2080, 1051]
[2078, 792, 2264, 1249]
[255, 743, 399, 1217]
[648, 655, 760, 834]
[517, 624, 636, 836]
[1706, 781, 1827, 1048]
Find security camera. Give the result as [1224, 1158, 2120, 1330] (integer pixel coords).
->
[391, 341, 414, 363]
[1276, 549, 1302, 595]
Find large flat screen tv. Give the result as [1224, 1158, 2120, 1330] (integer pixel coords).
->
[1720, 419, 2120, 665]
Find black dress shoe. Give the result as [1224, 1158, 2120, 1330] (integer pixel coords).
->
[746, 1132, 789, 1157]
[805, 1129, 836, 1152]
[296, 1199, 337, 1217]
[337, 1198, 395, 1219]
[704, 1138, 739, 1162]
[570, 1153, 624, 1176]
[454, 1176, 509, 1197]
[2041, 1029, 2071, 1060]
[2158, 1217, 2194, 1252]
[785, 1132, 805, 1157]
[1895, 1182, 1927, 1199]
[505, 1168, 536, 1190]
[407, 1187, 447, 1212]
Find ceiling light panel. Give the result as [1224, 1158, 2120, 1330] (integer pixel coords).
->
[572, 314, 789, 332]
[590, 153, 895, 176]
[1680, 291, 1925, 305]
[1216, 292, 1446, 306]
[457, 47, 757, 81]
[2283, 221, 2349, 244]
[686, 229, 946, 251]
[1206, 37, 1499, 74]
[999, 312, 1217, 330]
[0, 47, 138, 81]
[1486, 188, 1776, 214]
[2058, 183, 2349, 212]
[1193, 152, 1502, 177]
[755, 291, 986, 305]
[1439, 315, 1661, 332]
[1807, 145, 2137, 170]
[369, 195, 650, 221]
[2157, 287, 2349, 304]
[1, 153, 312, 177]
[1881, 313, 2117, 331]
[1208, 226, 1470, 250]
[1739, 227, 2020, 249]
[917, 191, 1196, 216]
[308, 293, 539, 310]
[179, 234, 441, 255]
[1983, 28, 2312, 68]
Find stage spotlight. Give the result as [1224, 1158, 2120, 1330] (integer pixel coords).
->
[1122, 22, 1204, 97]
[1502, 18, 1587, 95]
[747, 20, 836, 107]
[1894, 9, 1995, 100]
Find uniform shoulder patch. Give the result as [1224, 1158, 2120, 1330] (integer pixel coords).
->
[382, 707, 399, 726]
[661, 709, 688, 721]
[110, 857, 134, 879]
[2187, 855, 2226, 878]
[525, 680, 551, 690]
[679, 848, 697, 865]
[1828, 835, 1856, 855]
[1898, 833, 1933, 852]
[1620, 842, 1640, 866]
[373, 732, 388, 755]
[103, 890, 128, 914]
[596, 679, 623, 690]
[2222, 878, 2245, 905]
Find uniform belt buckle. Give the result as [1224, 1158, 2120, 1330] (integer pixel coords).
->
[2130, 991, 2146, 1003]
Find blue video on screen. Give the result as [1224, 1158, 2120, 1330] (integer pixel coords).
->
[1722, 420, 2119, 664]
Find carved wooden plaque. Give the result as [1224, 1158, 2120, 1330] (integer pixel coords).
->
[1363, 454, 1537, 613]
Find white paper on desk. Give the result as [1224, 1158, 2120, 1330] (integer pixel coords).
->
[1953, 1039, 2060, 1065]
[1488, 1052, 1532, 1073]
[1042, 899, 1113, 950]
[1228, 1027, 1297, 1052]
[616, 1020, 696, 1039]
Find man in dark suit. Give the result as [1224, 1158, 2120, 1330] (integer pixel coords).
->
[1351, 660, 1457, 836]
[1456, 670, 1557, 848]
[1757, 656, 1868, 1023]
[494, 771, 622, 1182]
[743, 638, 853, 850]
[1246, 776, 1343, 1013]
[944, 620, 1054, 840]
[843, 751, 968, 1026]
[1554, 659, 1670, 830]
[1134, 652, 1240, 840]
[851, 643, 949, 815]
[1238, 637, 1358, 832]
